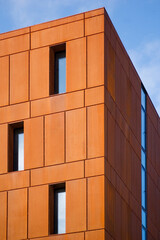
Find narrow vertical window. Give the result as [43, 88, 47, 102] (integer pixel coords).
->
[50, 44, 66, 95]
[49, 184, 66, 235]
[141, 86, 147, 240]
[8, 122, 24, 172]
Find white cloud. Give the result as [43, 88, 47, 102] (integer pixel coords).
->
[129, 40, 160, 116]
[9, 0, 61, 28]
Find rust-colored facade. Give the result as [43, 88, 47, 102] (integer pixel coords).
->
[0, 7, 160, 240]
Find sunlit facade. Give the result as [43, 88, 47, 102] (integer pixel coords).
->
[0, 7, 159, 240]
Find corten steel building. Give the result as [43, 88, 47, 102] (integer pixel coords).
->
[0, 7, 160, 240]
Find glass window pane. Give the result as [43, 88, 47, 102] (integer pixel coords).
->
[58, 54, 66, 94]
[57, 191, 66, 234]
[141, 149, 146, 169]
[18, 132, 24, 171]
[141, 168, 146, 209]
[142, 227, 146, 240]
[142, 209, 147, 228]
[141, 88, 146, 110]
[141, 109, 146, 149]
[141, 87, 147, 239]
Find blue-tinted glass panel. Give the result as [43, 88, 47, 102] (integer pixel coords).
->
[141, 87, 147, 239]
[142, 227, 146, 240]
[141, 88, 146, 110]
[141, 167, 146, 209]
[58, 54, 66, 94]
[141, 149, 146, 169]
[54, 51, 66, 94]
[18, 132, 24, 171]
[13, 127, 24, 172]
[57, 191, 66, 234]
[141, 109, 146, 149]
[142, 209, 147, 228]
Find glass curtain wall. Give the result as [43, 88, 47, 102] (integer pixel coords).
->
[141, 87, 147, 240]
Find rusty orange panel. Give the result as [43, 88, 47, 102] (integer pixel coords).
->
[131, 150, 141, 204]
[66, 179, 86, 232]
[85, 86, 104, 106]
[0, 192, 7, 239]
[30, 47, 49, 100]
[24, 117, 43, 170]
[31, 161, 84, 186]
[129, 63, 141, 99]
[129, 131, 141, 160]
[85, 15, 104, 36]
[85, 157, 104, 177]
[147, 176, 157, 225]
[85, 229, 105, 240]
[0, 34, 30, 57]
[147, 215, 159, 239]
[66, 37, 86, 92]
[115, 192, 122, 240]
[104, 13, 111, 41]
[45, 112, 64, 166]
[0, 170, 29, 191]
[87, 33, 104, 87]
[114, 123, 122, 177]
[126, 77, 132, 124]
[0, 102, 30, 124]
[31, 90, 84, 117]
[155, 134, 160, 177]
[66, 108, 86, 162]
[31, 20, 84, 49]
[0, 124, 8, 174]
[8, 188, 27, 240]
[125, 141, 132, 191]
[107, 111, 115, 169]
[130, 86, 137, 136]
[31, 14, 84, 32]
[147, 96, 158, 130]
[107, 40, 115, 100]
[29, 185, 48, 238]
[85, 8, 105, 18]
[0, 56, 9, 106]
[87, 104, 104, 158]
[130, 194, 141, 220]
[35, 232, 84, 240]
[131, 213, 141, 240]
[10, 51, 29, 104]
[121, 138, 131, 193]
[88, 175, 105, 230]
[105, 178, 115, 237]
[0, 27, 30, 40]
[105, 89, 116, 118]
[105, 231, 114, 240]
[121, 199, 131, 240]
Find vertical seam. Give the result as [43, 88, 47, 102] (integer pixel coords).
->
[64, 111, 66, 163]
[6, 191, 8, 240]
[43, 116, 45, 167]
[8, 55, 10, 105]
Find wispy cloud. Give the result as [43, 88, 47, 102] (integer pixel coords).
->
[7, 0, 120, 29]
[129, 40, 160, 116]
[9, 0, 63, 28]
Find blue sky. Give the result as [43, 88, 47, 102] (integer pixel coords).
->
[0, 0, 160, 115]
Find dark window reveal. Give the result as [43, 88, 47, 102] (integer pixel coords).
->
[8, 122, 24, 172]
[50, 44, 66, 95]
[49, 184, 66, 235]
